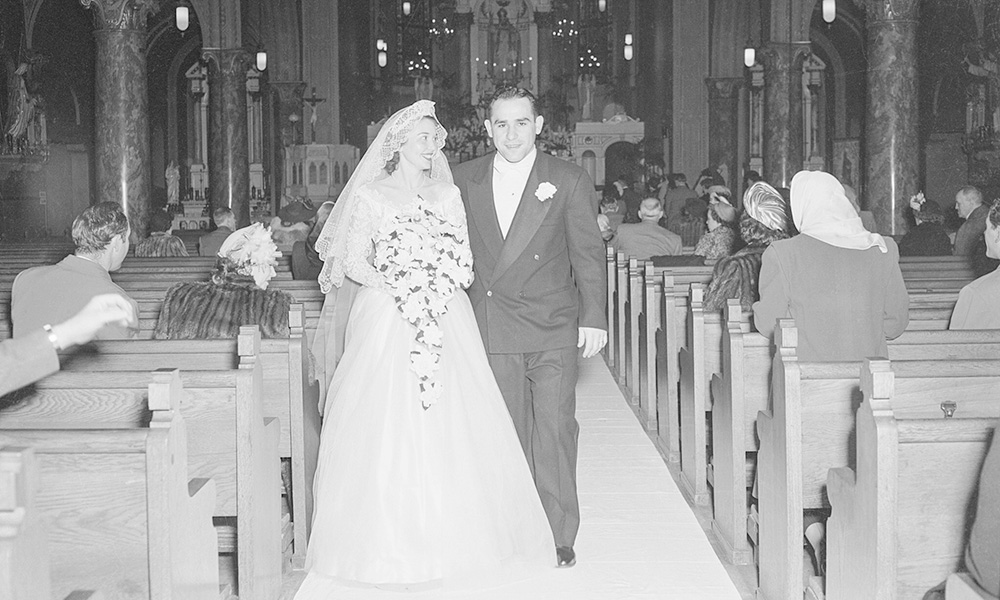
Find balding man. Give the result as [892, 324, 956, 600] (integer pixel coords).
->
[954, 186, 989, 256]
[611, 197, 683, 260]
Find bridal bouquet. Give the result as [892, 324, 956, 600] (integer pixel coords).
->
[375, 196, 474, 409]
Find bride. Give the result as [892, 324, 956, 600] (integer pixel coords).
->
[295, 100, 552, 594]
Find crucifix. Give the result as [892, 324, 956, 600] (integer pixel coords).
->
[303, 87, 326, 143]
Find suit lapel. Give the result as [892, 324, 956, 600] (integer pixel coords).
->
[493, 151, 552, 280]
[467, 155, 503, 266]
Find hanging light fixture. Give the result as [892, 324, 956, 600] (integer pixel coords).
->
[255, 50, 267, 71]
[598, 0, 606, 12]
[377, 38, 388, 68]
[175, 6, 189, 31]
[822, 0, 836, 23]
[744, 46, 755, 68]
[402, 1, 411, 16]
[624, 33, 633, 61]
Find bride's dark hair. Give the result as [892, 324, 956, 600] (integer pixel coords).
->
[383, 115, 441, 175]
[384, 151, 401, 175]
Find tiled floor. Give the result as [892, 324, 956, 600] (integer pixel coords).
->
[281, 356, 751, 599]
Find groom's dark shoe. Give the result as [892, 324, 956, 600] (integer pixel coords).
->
[556, 546, 576, 568]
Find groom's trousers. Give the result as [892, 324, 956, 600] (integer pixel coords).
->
[487, 345, 580, 548]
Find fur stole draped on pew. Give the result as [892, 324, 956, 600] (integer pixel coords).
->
[703, 245, 768, 312]
[153, 278, 293, 339]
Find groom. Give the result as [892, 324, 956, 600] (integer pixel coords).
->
[453, 87, 608, 568]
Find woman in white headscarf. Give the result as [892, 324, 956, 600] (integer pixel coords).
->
[296, 101, 551, 596]
[753, 170, 909, 360]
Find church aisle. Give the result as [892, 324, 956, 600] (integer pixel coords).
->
[281, 355, 744, 599]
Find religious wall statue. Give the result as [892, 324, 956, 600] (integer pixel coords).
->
[4, 63, 34, 140]
[479, 0, 530, 88]
[166, 160, 181, 205]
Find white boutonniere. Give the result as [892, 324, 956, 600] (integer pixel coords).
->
[535, 181, 557, 202]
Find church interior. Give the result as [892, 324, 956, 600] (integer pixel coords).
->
[2, 0, 1000, 599]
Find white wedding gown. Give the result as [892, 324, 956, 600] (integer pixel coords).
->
[295, 183, 552, 595]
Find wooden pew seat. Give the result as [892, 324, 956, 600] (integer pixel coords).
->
[0, 370, 220, 600]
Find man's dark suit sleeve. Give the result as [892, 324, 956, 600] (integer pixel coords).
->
[564, 168, 608, 331]
[0, 329, 59, 396]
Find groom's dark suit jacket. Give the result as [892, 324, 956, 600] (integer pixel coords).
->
[453, 149, 607, 354]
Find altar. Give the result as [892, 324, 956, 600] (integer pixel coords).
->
[572, 114, 644, 187]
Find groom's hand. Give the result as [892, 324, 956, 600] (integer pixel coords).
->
[578, 327, 608, 359]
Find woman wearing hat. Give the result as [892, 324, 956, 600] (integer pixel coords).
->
[753, 170, 908, 361]
[153, 223, 293, 339]
[898, 193, 952, 257]
[270, 199, 318, 252]
[693, 197, 739, 260]
[703, 181, 791, 311]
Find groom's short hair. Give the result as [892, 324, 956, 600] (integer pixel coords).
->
[488, 87, 538, 119]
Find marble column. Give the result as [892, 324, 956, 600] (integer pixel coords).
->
[203, 48, 252, 227]
[80, 0, 155, 239]
[864, 0, 919, 235]
[454, 12, 474, 100]
[760, 41, 811, 189]
[534, 11, 554, 95]
[706, 77, 743, 190]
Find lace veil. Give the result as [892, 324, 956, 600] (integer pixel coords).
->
[314, 99, 451, 293]
[310, 100, 451, 402]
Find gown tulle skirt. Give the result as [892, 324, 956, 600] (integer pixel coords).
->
[295, 286, 554, 595]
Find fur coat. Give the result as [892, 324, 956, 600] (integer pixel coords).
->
[703, 245, 768, 312]
[153, 279, 293, 339]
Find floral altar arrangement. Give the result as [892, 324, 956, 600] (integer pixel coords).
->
[374, 196, 474, 409]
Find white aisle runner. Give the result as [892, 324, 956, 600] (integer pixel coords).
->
[282, 356, 743, 599]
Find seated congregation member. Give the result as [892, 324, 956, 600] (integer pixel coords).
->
[898, 193, 953, 257]
[599, 187, 626, 233]
[660, 173, 699, 228]
[12, 202, 139, 340]
[669, 197, 709, 247]
[949, 199, 1000, 329]
[611, 173, 642, 224]
[270, 199, 317, 252]
[954, 185, 989, 257]
[154, 223, 294, 339]
[703, 181, 791, 312]
[610, 197, 682, 260]
[198, 206, 236, 257]
[693, 198, 738, 260]
[1, 294, 135, 396]
[754, 170, 908, 361]
[133, 209, 189, 257]
[291, 200, 334, 281]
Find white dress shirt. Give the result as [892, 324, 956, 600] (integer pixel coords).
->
[492, 147, 537, 238]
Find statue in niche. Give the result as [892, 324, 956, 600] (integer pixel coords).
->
[166, 160, 181, 206]
[963, 44, 1000, 133]
[488, 1, 523, 83]
[4, 63, 34, 141]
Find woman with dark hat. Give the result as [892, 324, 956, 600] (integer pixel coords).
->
[153, 223, 294, 339]
[703, 181, 791, 311]
[270, 199, 318, 252]
[898, 193, 953, 256]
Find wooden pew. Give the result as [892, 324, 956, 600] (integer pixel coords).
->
[678, 285, 960, 518]
[635, 258, 972, 459]
[754, 321, 1000, 600]
[3, 333, 282, 599]
[826, 359, 998, 600]
[52, 311, 320, 566]
[0, 446, 51, 600]
[710, 304, 1000, 565]
[0, 369, 219, 599]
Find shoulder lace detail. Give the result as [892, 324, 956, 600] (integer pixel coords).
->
[343, 186, 389, 291]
